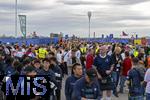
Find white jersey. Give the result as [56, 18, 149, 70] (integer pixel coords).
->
[56, 53, 63, 63]
[76, 50, 81, 59]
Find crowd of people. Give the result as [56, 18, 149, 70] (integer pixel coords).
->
[0, 40, 150, 100]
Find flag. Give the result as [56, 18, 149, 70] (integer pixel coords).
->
[18, 15, 26, 38]
[122, 31, 128, 36]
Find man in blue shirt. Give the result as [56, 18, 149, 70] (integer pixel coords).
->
[65, 63, 83, 100]
[72, 68, 101, 100]
[94, 45, 114, 100]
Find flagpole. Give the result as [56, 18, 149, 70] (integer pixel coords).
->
[88, 11, 92, 39]
[15, 0, 18, 38]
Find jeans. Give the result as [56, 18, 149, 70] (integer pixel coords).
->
[128, 95, 144, 100]
[112, 71, 119, 94]
[120, 75, 127, 93]
[112, 71, 120, 86]
[146, 93, 150, 100]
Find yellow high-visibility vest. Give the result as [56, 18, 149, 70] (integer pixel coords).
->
[80, 47, 87, 54]
[83, 47, 87, 53]
[96, 48, 99, 53]
[38, 48, 48, 59]
[133, 50, 139, 57]
[80, 48, 84, 53]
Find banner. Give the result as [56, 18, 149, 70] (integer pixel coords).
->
[134, 39, 141, 45]
[18, 15, 26, 38]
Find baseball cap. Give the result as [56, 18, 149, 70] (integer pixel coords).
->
[86, 68, 97, 81]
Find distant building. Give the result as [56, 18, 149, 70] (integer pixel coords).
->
[50, 33, 63, 38]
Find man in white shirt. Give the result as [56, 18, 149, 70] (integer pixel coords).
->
[63, 49, 69, 75]
[75, 49, 81, 60]
[56, 50, 63, 65]
[144, 68, 150, 100]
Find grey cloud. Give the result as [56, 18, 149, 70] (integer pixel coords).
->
[57, 0, 105, 5]
[91, 21, 150, 29]
[21, 6, 150, 36]
[58, 0, 149, 6]
[0, 3, 40, 17]
[0, 3, 14, 11]
[1, 0, 150, 37]
[92, 7, 150, 22]
[0, 2, 55, 12]
[111, 0, 149, 5]
[94, 15, 150, 22]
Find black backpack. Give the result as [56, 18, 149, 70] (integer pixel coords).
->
[133, 68, 144, 82]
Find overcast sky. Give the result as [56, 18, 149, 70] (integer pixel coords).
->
[0, 0, 150, 37]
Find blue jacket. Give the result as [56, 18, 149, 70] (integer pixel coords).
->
[5, 66, 17, 76]
[65, 75, 80, 100]
[38, 68, 58, 96]
[38, 68, 55, 78]
[72, 77, 101, 100]
[127, 68, 143, 96]
[51, 64, 62, 89]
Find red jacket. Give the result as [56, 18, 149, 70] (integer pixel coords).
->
[86, 54, 94, 70]
[122, 57, 132, 76]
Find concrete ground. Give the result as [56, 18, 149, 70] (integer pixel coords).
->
[61, 75, 129, 100]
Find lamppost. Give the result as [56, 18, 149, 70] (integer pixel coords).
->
[88, 11, 92, 39]
[15, 0, 18, 38]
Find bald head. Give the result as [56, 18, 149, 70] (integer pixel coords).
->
[114, 47, 121, 54]
[100, 45, 108, 55]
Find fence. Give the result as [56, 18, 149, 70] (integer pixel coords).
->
[0, 37, 149, 45]
[0, 37, 59, 46]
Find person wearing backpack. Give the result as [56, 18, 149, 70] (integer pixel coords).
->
[127, 57, 144, 100]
